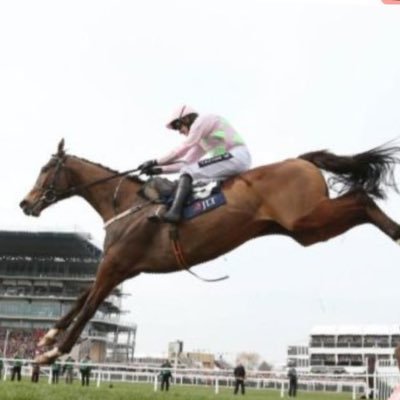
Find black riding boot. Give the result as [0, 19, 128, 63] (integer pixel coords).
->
[162, 174, 192, 223]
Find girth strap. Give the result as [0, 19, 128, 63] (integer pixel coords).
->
[169, 226, 187, 269]
[169, 226, 229, 283]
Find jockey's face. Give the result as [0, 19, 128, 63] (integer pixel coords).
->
[179, 125, 189, 136]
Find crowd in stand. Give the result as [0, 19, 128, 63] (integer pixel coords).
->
[0, 328, 45, 358]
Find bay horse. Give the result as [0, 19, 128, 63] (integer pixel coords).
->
[20, 139, 400, 364]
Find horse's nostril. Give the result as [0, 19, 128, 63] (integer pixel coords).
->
[19, 200, 27, 209]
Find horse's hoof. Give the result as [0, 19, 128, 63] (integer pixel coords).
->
[38, 328, 59, 347]
[38, 337, 56, 347]
[35, 347, 62, 365]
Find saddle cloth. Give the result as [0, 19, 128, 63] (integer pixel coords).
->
[140, 177, 226, 220]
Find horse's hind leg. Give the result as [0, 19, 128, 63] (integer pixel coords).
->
[291, 190, 400, 246]
[365, 200, 400, 243]
[38, 287, 91, 347]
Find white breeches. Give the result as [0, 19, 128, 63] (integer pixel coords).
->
[181, 146, 252, 182]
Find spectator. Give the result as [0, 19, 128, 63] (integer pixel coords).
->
[233, 363, 246, 395]
[79, 355, 92, 386]
[159, 361, 173, 391]
[0, 328, 46, 360]
[0, 358, 3, 380]
[52, 359, 61, 384]
[11, 353, 22, 382]
[63, 356, 75, 384]
[31, 362, 40, 383]
[367, 356, 376, 399]
[288, 364, 298, 397]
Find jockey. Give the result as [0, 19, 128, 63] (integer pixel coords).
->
[139, 105, 252, 223]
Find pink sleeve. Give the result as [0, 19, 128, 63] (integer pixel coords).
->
[182, 145, 205, 164]
[157, 131, 202, 164]
[161, 162, 184, 174]
[161, 146, 204, 174]
[157, 115, 215, 165]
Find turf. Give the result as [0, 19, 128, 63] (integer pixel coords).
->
[0, 379, 353, 400]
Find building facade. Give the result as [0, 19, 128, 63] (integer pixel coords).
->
[288, 325, 400, 373]
[0, 230, 136, 362]
[309, 325, 400, 372]
[287, 345, 309, 368]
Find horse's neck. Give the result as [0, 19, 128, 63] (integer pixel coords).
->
[67, 156, 142, 222]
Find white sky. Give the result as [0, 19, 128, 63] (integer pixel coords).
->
[1, 0, 400, 366]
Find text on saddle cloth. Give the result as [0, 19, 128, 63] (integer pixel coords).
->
[183, 192, 226, 220]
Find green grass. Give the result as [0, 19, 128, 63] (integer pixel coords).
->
[0, 379, 354, 400]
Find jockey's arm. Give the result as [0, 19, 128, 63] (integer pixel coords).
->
[161, 161, 184, 173]
[160, 146, 205, 173]
[157, 115, 212, 165]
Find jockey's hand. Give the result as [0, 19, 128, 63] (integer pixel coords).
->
[138, 159, 158, 172]
[143, 166, 163, 176]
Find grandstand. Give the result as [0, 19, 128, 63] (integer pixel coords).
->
[288, 325, 400, 373]
[287, 345, 309, 369]
[0, 229, 137, 363]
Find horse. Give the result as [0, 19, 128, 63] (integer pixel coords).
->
[20, 139, 400, 364]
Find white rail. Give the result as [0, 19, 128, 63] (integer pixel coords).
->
[0, 357, 369, 397]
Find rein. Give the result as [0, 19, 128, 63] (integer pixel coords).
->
[37, 153, 141, 207]
[103, 201, 152, 228]
[37, 154, 228, 284]
[61, 167, 141, 198]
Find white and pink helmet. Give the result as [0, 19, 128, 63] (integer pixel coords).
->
[166, 105, 198, 129]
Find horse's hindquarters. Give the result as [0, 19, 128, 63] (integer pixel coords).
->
[240, 160, 329, 230]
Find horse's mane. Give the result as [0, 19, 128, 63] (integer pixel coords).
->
[69, 155, 145, 184]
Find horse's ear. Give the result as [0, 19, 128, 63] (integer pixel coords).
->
[57, 138, 65, 156]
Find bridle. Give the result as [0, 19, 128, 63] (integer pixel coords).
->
[33, 153, 140, 209]
[35, 154, 68, 207]
[33, 153, 229, 283]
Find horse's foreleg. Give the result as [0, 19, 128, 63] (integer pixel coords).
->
[290, 191, 400, 246]
[38, 287, 91, 347]
[60, 286, 112, 353]
[36, 256, 134, 365]
[36, 283, 114, 364]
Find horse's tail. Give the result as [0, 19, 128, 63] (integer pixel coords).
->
[298, 143, 400, 199]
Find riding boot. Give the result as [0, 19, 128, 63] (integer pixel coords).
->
[162, 174, 192, 223]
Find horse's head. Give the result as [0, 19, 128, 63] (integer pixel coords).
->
[20, 139, 71, 217]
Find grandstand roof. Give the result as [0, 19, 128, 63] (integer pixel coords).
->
[311, 325, 400, 335]
[0, 230, 102, 258]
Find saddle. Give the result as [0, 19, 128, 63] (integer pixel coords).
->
[139, 177, 226, 220]
[139, 177, 219, 203]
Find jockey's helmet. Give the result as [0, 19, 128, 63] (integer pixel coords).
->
[166, 105, 198, 130]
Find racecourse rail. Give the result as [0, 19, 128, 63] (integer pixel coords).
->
[0, 357, 378, 397]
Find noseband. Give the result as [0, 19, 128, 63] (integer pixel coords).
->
[31, 154, 68, 211]
[40, 155, 67, 205]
